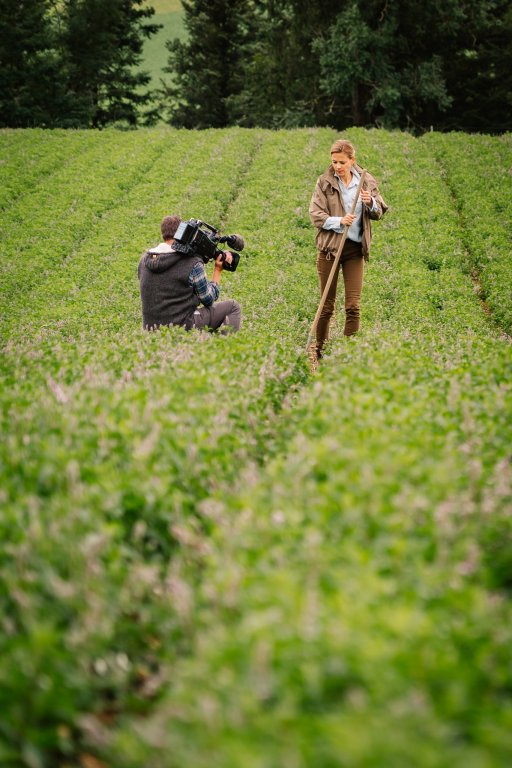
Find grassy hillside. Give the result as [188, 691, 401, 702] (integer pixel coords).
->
[147, 0, 181, 12]
[141, 0, 185, 89]
[1, 127, 511, 768]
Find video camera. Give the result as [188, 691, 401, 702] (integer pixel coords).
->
[173, 218, 245, 272]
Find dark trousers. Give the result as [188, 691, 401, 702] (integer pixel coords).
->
[316, 239, 364, 349]
[192, 300, 242, 333]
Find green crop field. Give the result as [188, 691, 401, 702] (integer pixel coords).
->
[1, 126, 512, 767]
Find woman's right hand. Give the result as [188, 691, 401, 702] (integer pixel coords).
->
[341, 213, 356, 226]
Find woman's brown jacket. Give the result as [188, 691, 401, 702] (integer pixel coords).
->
[309, 163, 388, 261]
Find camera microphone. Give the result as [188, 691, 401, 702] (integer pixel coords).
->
[222, 233, 245, 252]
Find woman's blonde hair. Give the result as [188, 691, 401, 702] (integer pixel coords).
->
[330, 139, 356, 158]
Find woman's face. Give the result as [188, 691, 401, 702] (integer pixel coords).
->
[331, 152, 354, 180]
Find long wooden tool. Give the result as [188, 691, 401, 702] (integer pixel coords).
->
[306, 169, 367, 353]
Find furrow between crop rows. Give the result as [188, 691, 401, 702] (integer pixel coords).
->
[421, 132, 512, 336]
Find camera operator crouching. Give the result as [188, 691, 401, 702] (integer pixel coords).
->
[138, 215, 242, 334]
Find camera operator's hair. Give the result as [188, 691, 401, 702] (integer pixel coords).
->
[330, 139, 356, 158]
[161, 215, 181, 241]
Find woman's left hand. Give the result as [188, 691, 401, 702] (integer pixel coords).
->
[360, 189, 372, 205]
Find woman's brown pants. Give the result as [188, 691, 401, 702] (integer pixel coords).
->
[316, 239, 364, 351]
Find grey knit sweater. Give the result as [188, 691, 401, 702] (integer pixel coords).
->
[138, 243, 202, 330]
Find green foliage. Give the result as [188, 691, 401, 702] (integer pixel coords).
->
[159, 0, 512, 133]
[60, 0, 162, 127]
[314, 3, 452, 129]
[1, 127, 511, 767]
[0, 0, 161, 128]
[0, 0, 69, 127]
[157, 0, 247, 127]
[442, 2, 512, 133]
[160, 0, 338, 128]
[421, 131, 512, 334]
[224, 0, 337, 128]
[316, 0, 512, 132]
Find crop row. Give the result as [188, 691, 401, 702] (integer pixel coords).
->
[0, 129, 100, 212]
[422, 131, 512, 334]
[1, 127, 511, 767]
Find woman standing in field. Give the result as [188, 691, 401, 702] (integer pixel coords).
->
[309, 138, 388, 359]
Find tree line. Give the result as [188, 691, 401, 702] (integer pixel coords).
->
[0, 0, 159, 128]
[2, 0, 511, 133]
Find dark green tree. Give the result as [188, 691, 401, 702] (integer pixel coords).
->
[160, 0, 246, 128]
[161, 0, 340, 128]
[0, 0, 69, 127]
[314, 0, 512, 132]
[0, 0, 160, 128]
[443, 1, 512, 132]
[226, 0, 339, 128]
[60, 0, 161, 127]
[162, 0, 511, 133]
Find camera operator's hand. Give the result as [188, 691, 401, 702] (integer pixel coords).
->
[213, 251, 234, 282]
[213, 253, 225, 283]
